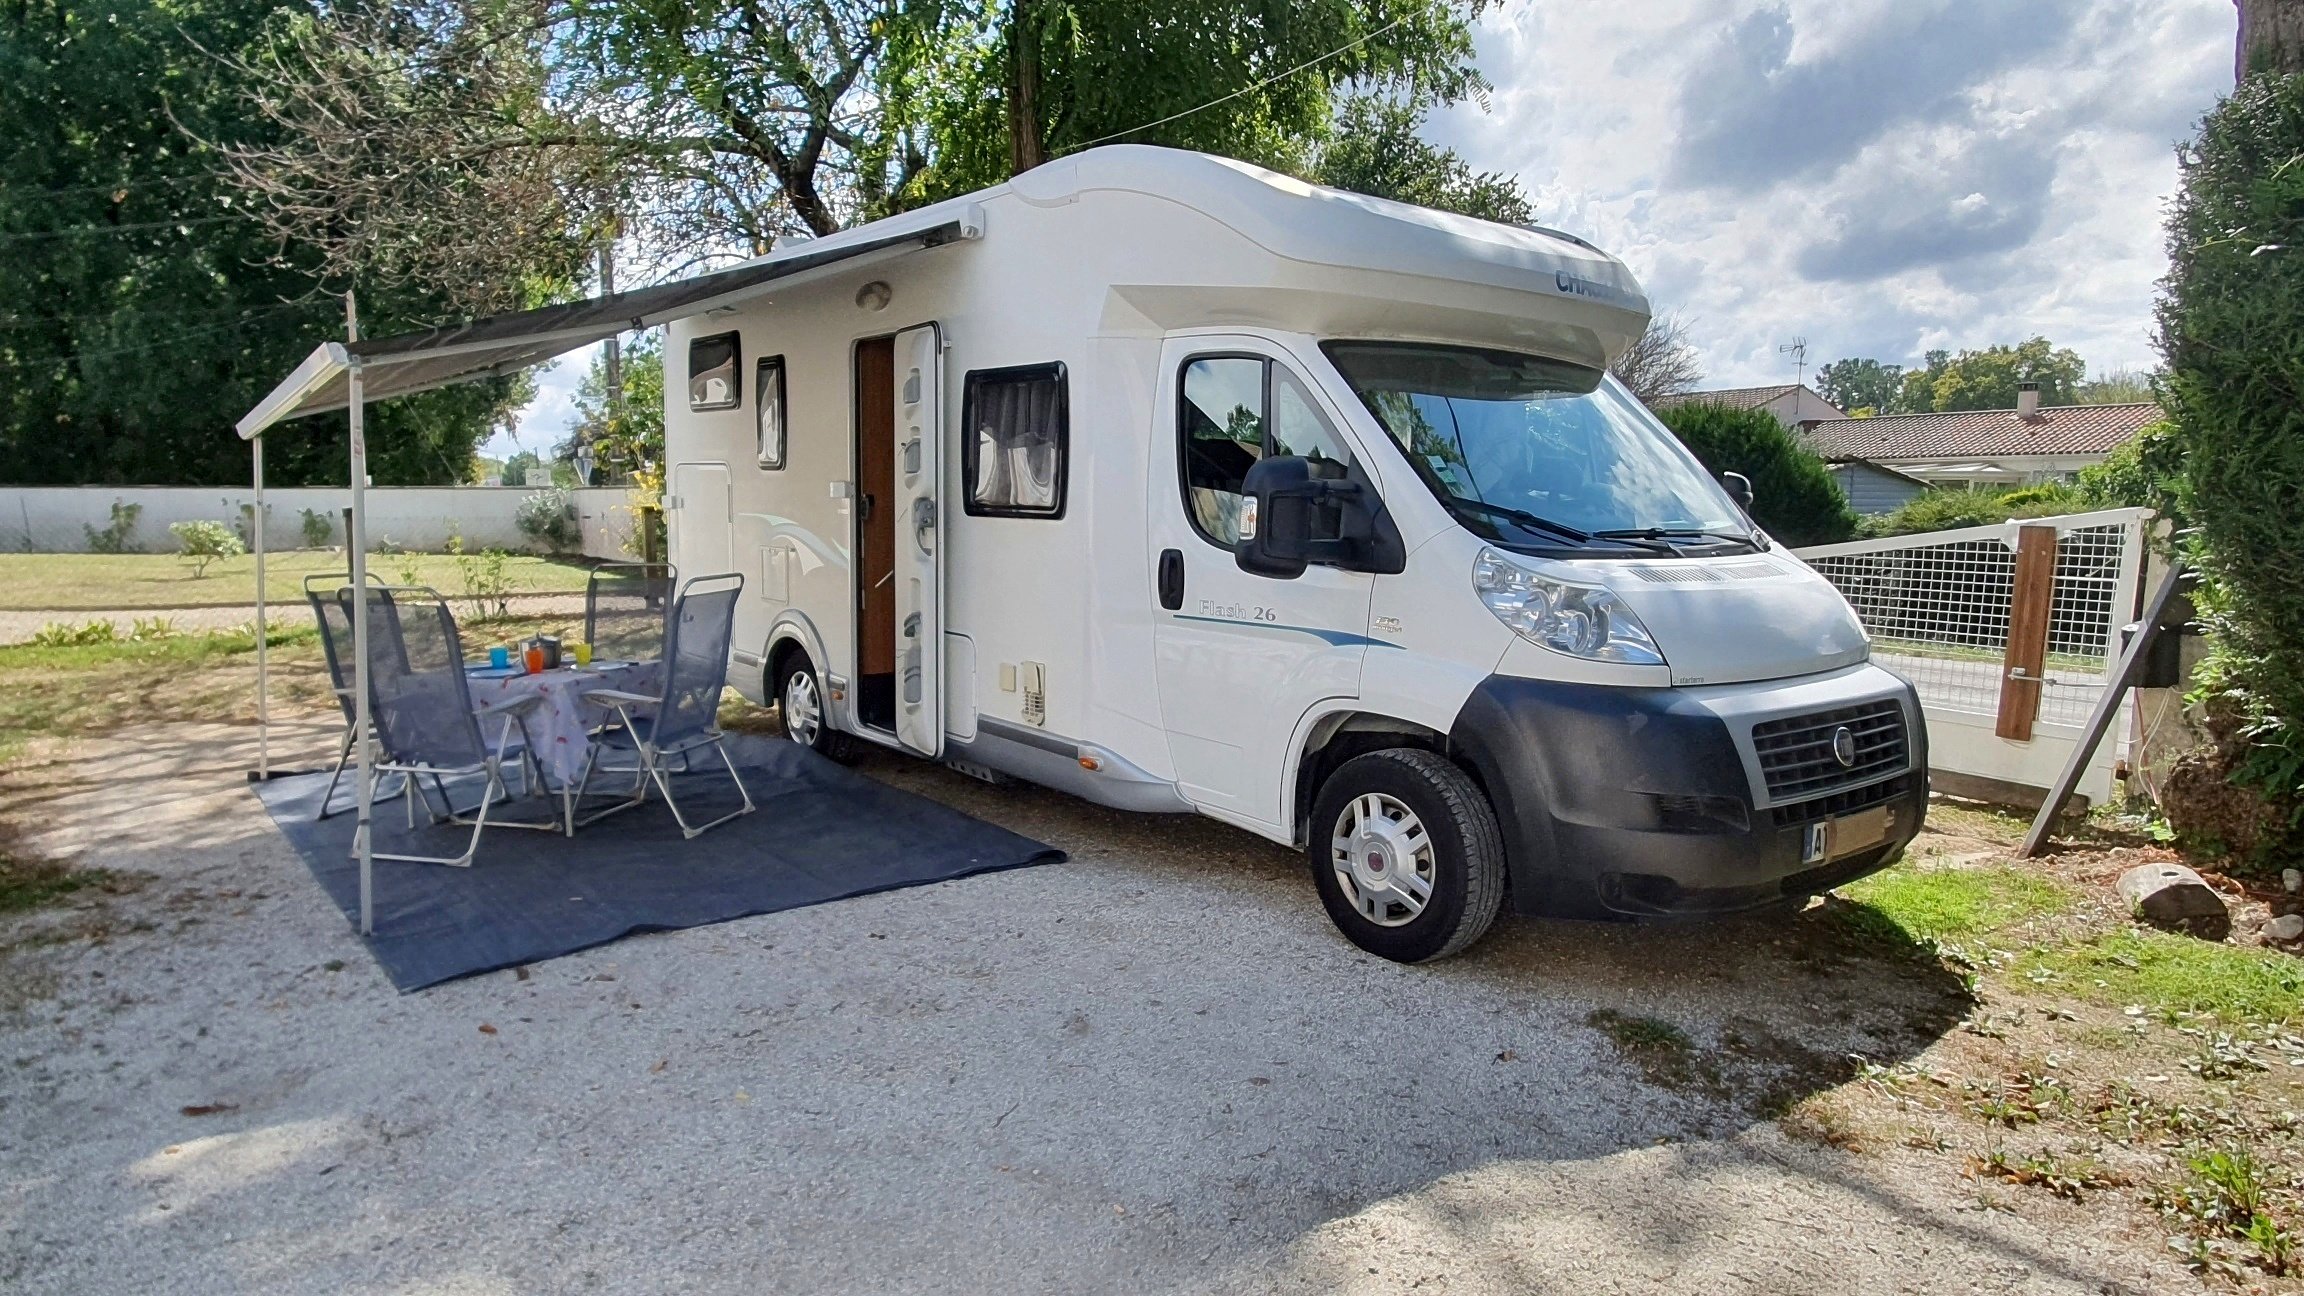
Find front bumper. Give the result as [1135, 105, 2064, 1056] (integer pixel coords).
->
[1447, 663, 1928, 919]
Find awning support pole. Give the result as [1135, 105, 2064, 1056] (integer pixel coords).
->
[253, 434, 269, 779]
[346, 292, 376, 936]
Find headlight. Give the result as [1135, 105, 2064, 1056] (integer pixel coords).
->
[1471, 547, 1665, 666]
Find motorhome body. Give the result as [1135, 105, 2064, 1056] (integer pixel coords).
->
[663, 146, 1925, 962]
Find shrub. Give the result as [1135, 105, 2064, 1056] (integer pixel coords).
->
[1651, 402, 1858, 546]
[82, 500, 141, 554]
[2156, 73, 2304, 837]
[1862, 483, 2090, 538]
[515, 487, 580, 553]
[169, 519, 245, 577]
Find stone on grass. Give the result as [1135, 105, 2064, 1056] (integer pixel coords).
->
[2117, 862, 2231, 939]
[2266, 914, 2304, 944]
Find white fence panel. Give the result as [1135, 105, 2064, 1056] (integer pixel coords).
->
[0, 485, 640, 560]
[1795, 508, 2150, 805]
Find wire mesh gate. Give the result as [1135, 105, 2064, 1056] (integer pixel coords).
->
[1793, 509, 2151, 797]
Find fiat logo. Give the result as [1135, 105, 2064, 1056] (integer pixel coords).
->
[1830, 725, 1858, 768]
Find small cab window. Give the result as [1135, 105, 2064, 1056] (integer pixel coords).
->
[1179, 355, 1353, 547]
[962, 363, 1067, 517]
[688, 331, 741, 411]
[755, 355, 787, 468]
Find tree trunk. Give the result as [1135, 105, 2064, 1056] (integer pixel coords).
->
[2239, 0, 2304, 78]
[1006, 0, 1046, 175]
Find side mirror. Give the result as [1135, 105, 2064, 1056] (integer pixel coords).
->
[1237, 455, 1364, 579]
[1720, 470, 1755, 512]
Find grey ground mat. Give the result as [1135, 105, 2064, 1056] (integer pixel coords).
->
[253, 735, 1065, 991]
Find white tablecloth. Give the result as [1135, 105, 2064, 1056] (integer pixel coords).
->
[464, 660, 663, 785]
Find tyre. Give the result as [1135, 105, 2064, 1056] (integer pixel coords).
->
[772, 650, 856, 761]
[1307, 748, 1507, 963]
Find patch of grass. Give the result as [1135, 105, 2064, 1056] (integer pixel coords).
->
[0, 551, 594, 611]
[1836, 863, 2076, 947]
[0, 850, 109, 915]
[2019, 929, 2304, 1027]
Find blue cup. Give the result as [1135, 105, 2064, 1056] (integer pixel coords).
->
[488, 645, 509, 669]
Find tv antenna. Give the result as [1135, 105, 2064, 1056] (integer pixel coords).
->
[1778, 337, 1809, 388]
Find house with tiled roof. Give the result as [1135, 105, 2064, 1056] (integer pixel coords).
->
[1648, 383, 1846, 434]
[1799, 384, 2160, 488]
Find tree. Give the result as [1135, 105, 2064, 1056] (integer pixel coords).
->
[557, 332, 665, 481]
[895, 0, 1491, 200]
[1610, 312, 1704, 404]
[1309, 95, 1531, 223]
[1652, 402, 1857, 547]
[1888, 338, 2087, 413]
[0, 0, 532, 486]
[1816, 357, 1904, 414]
[2155, 72, 2304, 813]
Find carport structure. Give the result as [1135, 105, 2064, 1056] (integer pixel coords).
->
[233, 210, 982, 933]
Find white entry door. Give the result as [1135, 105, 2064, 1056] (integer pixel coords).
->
[891, 323, 944, 758]
[670, 461, 733, 577]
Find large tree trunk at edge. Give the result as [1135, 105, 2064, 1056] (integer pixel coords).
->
[1006, 0, 1046, 175]
[2239, 0, 2304, 78]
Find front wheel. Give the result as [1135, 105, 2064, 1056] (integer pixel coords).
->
[1308, 748, 1506, 963]
[773, 650, 855, 762]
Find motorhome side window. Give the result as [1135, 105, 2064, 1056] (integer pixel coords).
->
[688, 332, 741, 411]
[962, 363, 1067, 517]
[755, 356, 786, 468]
[1180, 356, 1353, 546]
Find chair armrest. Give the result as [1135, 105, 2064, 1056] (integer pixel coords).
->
[581, 688, 662, 706]
[474, 694, 545, 719]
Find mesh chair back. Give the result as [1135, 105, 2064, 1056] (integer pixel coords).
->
[586, 562, 676, 662]
[347, 587, 488, 771]
[307, 585, 359, 725]
[653, 575, 743, 748]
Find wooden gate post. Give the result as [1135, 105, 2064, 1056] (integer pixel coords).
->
[1997, 524, 2058, 741]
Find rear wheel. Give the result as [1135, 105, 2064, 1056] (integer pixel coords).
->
[1308, 748, 1506, 963]
[773, 650, 855, 761]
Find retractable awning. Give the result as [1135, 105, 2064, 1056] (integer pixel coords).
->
[236, 205, 982, 438]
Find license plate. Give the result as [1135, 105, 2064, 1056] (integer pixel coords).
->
[1804, 806, 1894, 864]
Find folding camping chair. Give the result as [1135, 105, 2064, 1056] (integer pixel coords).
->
[571, 573, 756, 838]
[348, 585, 558, 867]
[584, 561, 677, 664]
[305, 571, 399, 818]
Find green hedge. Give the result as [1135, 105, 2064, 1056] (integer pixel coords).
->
[1654, 402, 1858, 546]
[2157, 74, 2304, 811]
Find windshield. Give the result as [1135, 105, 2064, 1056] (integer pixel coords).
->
[1322, 341, 1750, 552]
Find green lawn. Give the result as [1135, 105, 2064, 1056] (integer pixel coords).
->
[0, 551, 595, 610]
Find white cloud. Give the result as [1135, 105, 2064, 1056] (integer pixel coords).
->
[1434, 0, 2234, 386]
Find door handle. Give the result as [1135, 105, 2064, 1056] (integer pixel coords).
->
[1158, 548, 1184, 610]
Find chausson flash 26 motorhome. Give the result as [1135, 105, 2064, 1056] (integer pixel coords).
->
[663, 145, 1926, 962]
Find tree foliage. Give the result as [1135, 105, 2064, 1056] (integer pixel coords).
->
[2156, 72, 2304, 802]
[1610, 311, 1703, 404]
[0, 0, 546, 486]
[1651, 402, 1857, 547]
[1816, 357, 1902, 414]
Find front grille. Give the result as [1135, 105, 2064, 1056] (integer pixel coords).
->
[1750, 699, 1908, 801]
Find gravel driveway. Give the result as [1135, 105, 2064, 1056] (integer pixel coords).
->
[0, 723, 2190, 1294]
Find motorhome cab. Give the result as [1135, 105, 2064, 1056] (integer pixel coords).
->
[663, 146, 1926, 962]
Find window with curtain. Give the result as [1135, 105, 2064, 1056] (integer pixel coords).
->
[962, 363, 1068, 517]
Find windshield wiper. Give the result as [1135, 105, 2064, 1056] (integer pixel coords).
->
[1592, 526, 1765, 551]
[1448, 501, 1681, 553]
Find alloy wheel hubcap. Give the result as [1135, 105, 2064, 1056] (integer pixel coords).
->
[783, 670, 822, 745]
[1331, 792, 1435, 928]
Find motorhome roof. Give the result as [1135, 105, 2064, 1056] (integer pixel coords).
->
[237, 145, 1645, 436]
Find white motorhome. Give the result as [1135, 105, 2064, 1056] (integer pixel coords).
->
[662, 146, 1925, 962]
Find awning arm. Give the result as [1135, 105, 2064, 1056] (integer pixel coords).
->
[238, 342, 349, 440]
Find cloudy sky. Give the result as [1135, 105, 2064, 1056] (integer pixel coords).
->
[493, 0, 2235, 455]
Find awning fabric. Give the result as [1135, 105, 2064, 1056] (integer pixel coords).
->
[237, 208, 981, 438]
